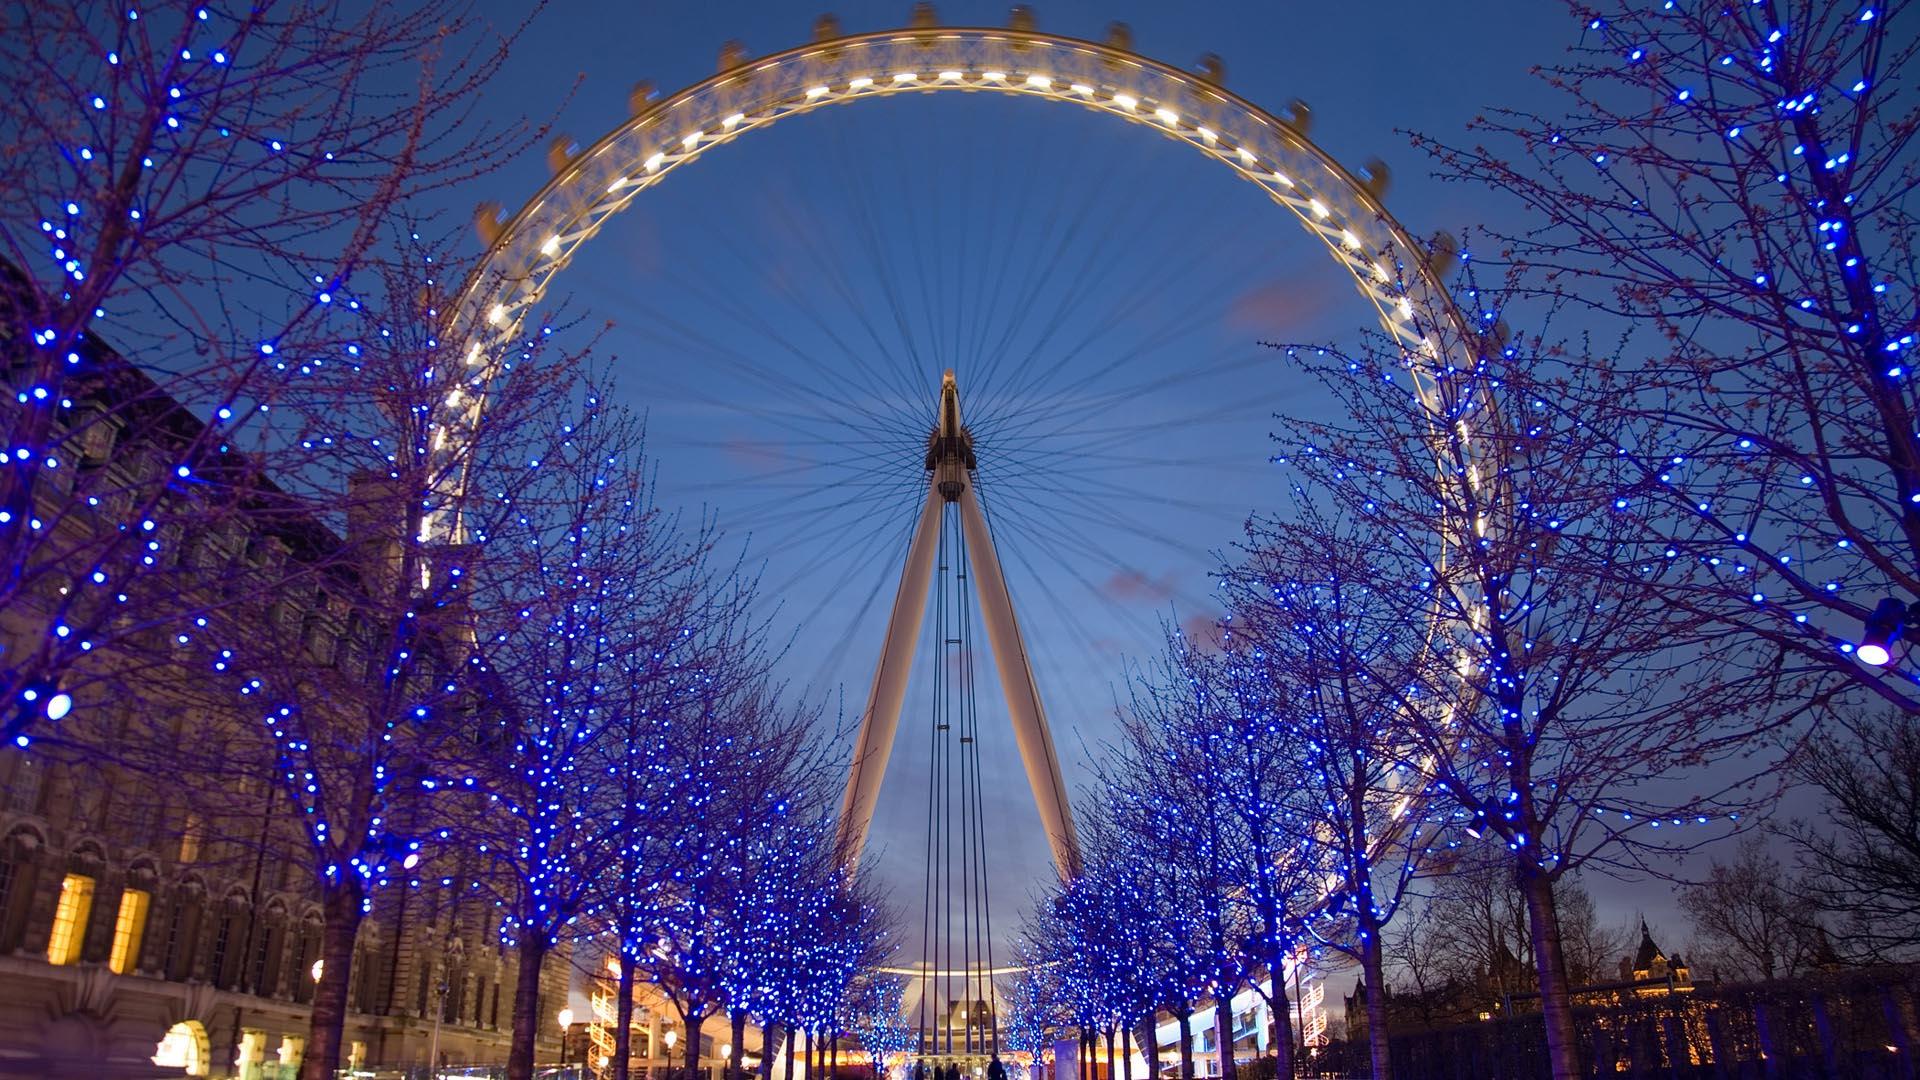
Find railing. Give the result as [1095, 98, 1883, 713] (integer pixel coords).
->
[588, 989, 619, 1067]
[335, 1066, 589, 1079]
[1345, 964, 1920, 1080]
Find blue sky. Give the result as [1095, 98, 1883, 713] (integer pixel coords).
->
[458, 1, 1697, 975]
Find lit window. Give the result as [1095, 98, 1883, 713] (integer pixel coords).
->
[47, 874, 95, 965]
[109, 888, 150, 973]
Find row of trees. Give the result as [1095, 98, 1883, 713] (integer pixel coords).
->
[0, 4, 897, 1080]
[1018, 2, 1918, 1079]
[1680, 706, 1920, 982]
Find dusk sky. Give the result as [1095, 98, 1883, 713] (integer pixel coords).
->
[454, 1, 1689, 969]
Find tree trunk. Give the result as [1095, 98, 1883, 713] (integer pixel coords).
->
[1104, 1029, 1116, 1080]
[1360, 929, 1393, 1080]
[1265, 949, 1295, 1080]
[1213, 994, 1236, 1080]
[686, 1005, 709, 1079]
[297, 883, 365, 1080]
[613, 951, 638, 1080]
[831, 1027, 840, 1080]
[1175, 1008, 1195, 1080]
[507, 936, 550, 1080]
[732, 1010, 750, 1080]
[762, 1025, 782, 1080]
[784, 1027, 797, 1080]
[1520, 871, 1580, 1080]
[1121, 1025, 1133, 1080]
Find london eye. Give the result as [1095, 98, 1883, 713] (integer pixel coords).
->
[446, 8, 1472, 1069]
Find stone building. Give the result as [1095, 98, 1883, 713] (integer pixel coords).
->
[0, 316, 569, 1078]
[1618, 921, 1692, 993]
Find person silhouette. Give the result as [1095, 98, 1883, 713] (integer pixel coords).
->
[987, 1056, 1007, 1080]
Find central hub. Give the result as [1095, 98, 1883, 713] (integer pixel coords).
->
[925, 369, 976, 502]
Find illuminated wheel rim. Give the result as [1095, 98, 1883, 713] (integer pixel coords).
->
[440, 22, 1471, 493]
[437, 17, 1480, 1041]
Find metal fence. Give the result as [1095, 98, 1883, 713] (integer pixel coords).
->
[1363, 965, 1920, 1080]
[333, 1066, 742, 1080]
[335, 1066, 599, 1079]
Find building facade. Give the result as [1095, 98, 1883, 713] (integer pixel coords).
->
[0, 753, 566, 1078]
[0, 318, 570, 1077]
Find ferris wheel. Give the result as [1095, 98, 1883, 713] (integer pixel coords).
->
[446, 5, 1471, 1057]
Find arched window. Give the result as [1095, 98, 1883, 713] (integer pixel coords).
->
[351, 935, 385, 1014]
[2, 752, 43, 815]
[107, 886, 150, 974]
[251, 900, 288, 997]
[0, 827, 44, 953]
[162, 878, 206, 981]
[207, 890, 250, 990]
[46, 873, 95, 965]
[291, 915, 322, 1004]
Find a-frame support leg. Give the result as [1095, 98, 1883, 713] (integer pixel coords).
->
[835, 370, 1082, 881]
[956, 483, 1082, 881]
[835, 486, 946, 861]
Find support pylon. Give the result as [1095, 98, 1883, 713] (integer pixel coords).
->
[835, 371, 1081, 880]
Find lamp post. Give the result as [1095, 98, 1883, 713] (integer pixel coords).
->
[427, 952, 449, 1079]
[559, 1008, 576, 1073]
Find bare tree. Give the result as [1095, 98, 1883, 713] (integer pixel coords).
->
[1268, 297, 1782, 1079]
[0, 0, 537, 744]
[1191, 644, 1322, 1080]
[581, 541, 767, 1080]
[1217, 525, 1436, 1080]
[454, 391, 726, 1080]
[1680, 834, 1821, 981]
[1391, 859, 1624, 1014]
[721, 787, 890, 1080]
[1002, 938, 1069, 1067]
[1781, 707, 1920, 959]
[628, 675, 845, 1080]
[1030, 816, 1159, 1080]
[1552, 881, 1630, 989]
[139, 238, 589, 1080]
[844, 970, 916, 1079]
[1432, 860, 1533, 999]
[1416, 0, 1920, 707]
[1103, 648, 1273, 1080]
